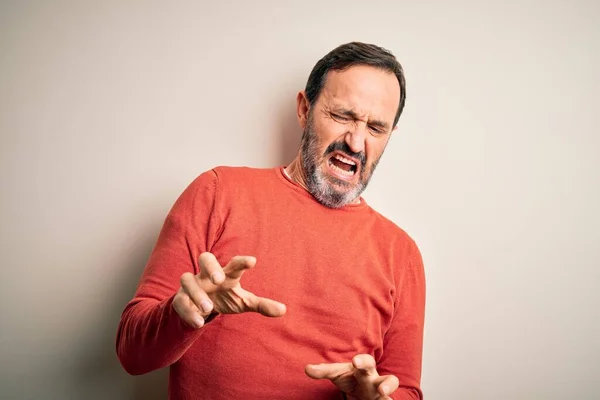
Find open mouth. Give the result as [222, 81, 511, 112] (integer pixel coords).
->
[327, 152, 358, 179]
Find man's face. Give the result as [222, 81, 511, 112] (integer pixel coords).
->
[299, 65, 401, 208]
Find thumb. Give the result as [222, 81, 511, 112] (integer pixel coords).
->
[236, 287, 287, 317]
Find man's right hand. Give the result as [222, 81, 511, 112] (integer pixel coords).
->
[173, 252, 286, 329]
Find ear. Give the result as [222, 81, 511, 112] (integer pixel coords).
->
[296, 91, 310, 129]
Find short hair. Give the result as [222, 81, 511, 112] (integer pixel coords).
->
[305, 42, 407, 127]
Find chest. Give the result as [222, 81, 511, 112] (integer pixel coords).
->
[209, 203, 397, 358]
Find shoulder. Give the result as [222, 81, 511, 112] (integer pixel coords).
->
[366, 206, 424, 274]
[211, 165, 276, 184]
[185, 166, 275, 191]
[369, 207, 418, 249]
[181, 166, 281, 211]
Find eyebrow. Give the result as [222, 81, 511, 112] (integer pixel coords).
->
[332, 107, 390, 131]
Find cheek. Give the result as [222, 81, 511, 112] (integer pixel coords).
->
[365, 138, 387, 165]
[310, 120, 346, 158]
[316, 118, 347, 141]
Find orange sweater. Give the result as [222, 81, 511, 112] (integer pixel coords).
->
[116, 166, 425, 400]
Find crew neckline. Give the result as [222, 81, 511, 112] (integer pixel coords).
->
[276, 166, 368, 211]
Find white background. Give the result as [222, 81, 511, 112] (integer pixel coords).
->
[1, 1, 598, 399]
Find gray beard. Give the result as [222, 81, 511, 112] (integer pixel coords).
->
[299, 118, 381, 209]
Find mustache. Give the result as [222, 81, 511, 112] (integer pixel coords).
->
[323, 141, 366, 168]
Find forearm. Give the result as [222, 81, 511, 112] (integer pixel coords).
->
[116, 294, 202, 375]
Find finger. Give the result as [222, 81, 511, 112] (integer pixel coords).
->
[235, 287, 286, 317]
[375, 375, 400, 397]
[222, 256, 256, 279]
[172, 287, 204, 329]
[181, 272, 214, 314]
[304, 362, 354, 380]
[198, 252, 225, 284]
[352, 354, 378, 377]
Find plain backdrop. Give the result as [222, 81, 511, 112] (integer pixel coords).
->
[1, 1, 598, 399]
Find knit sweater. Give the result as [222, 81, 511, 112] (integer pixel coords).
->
[116, 166, 425, 400]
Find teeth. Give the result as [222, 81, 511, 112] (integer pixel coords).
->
[333, 154, 356, 166]
[329, 160, 354, 176]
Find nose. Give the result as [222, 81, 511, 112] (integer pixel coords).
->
[344, 123, 367, 154]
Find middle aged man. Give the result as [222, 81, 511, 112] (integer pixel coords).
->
[117, 42, 426, 400]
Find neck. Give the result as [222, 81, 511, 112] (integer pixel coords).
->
[284, 156, 310, 192]
[284, 156, 361, 205]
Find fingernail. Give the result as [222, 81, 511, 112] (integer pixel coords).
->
[211, 271, 225, 283]
[354, 358, 362, 367]
[380, 385, 389, 394]
[193, 316, 204, 328]
[200, 300, 212, 313]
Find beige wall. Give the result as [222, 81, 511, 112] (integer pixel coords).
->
[1, 1, 599, 399]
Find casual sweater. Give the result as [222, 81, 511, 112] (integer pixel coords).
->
[116, 166, 426, 400]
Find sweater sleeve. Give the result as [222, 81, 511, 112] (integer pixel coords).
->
[116, 169, 223, 375]
[378, 240, 426, 400]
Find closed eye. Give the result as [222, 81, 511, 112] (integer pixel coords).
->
[331, 113, 351, 123]
[368, 124, 386, 134]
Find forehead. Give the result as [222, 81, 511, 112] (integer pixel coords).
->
[318, 65, 400, 123]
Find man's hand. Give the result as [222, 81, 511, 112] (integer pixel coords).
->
[173, 252, 286, 328]
[305, 354, 399, 400]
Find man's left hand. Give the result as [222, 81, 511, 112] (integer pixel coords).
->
[305, 354, 399, 400]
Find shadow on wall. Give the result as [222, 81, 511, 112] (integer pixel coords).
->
[72, 93, 301, 400]
[71, 218, 168, 400]
[278, 91, 302, 166]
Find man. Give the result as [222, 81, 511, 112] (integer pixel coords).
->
[117, 42, 425, 400]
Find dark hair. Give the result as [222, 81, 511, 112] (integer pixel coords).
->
[305, 42, 407, 127]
